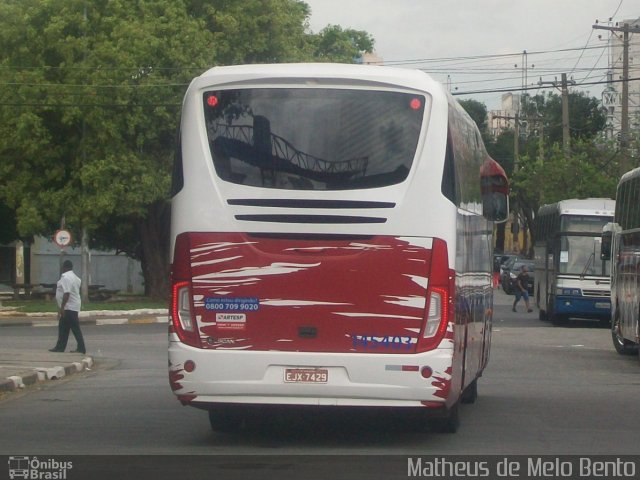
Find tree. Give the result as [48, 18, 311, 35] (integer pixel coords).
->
[515, 140, 619, 207]
[0, 0, 374, 299]
[521, 91, 606, 147]
[312, 25, 374, 63]
[459, 99, 488, 133]
[0, 202, 18, 245]
[481, 91, 611, 256]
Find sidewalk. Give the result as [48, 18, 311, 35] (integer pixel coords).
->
[0, 349, 94, 393]
[0, 308, 168, 327]
[0, 308, 168, 394]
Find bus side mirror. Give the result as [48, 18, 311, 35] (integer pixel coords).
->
[480, 157, 509, 223]
[483, 191, 509, 223]
[600, 230, 612, 261]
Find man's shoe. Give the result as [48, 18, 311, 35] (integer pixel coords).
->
[70, 349, 86, 354]
[512, 308, 516, 312]
[49, 348, 64, 352]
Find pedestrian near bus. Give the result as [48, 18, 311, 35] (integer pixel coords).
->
[512, 264, 533, 313]
[49, 260, 86, 354]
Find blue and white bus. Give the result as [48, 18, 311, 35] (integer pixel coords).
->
[534, 198, 615, 324]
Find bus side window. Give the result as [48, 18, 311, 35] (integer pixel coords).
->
[441, 130, 458, 205]
[618, 182, 625, 229]
[171, 129, 184, 196]
[631, 177, 640, 230]
[601, 227, 612, 261]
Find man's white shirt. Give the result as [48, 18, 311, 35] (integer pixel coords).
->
[56, 270, 82, 311]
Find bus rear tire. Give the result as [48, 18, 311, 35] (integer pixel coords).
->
[208, 405, 244, 432]
[429, 403, 460, 434]
[612, 314, 637, 356]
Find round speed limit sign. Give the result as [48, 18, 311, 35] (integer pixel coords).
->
[53, 229, 72, 248]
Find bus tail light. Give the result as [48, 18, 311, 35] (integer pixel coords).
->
[171, 233, 202, 348]
[416, 238, 455, 353]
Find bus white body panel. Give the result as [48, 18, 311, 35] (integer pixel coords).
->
[169, 64, 508, 429]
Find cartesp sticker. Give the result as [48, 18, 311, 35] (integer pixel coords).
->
[216, 313, 247, 330]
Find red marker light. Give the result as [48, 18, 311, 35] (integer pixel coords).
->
[410, 98, 422, 110]
[207, 95, 219, 107]
[184, 360, 196, 373]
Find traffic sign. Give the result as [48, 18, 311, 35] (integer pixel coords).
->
[53, 229, 72, 247]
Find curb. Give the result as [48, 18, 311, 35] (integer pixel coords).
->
[0, 357, 94, 393]
[0, 315, 168, 328]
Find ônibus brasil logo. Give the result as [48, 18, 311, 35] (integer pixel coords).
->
[8, 456, 73, 480]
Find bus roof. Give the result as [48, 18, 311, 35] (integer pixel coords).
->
[191, 63, 446, 97]
[619, 166, 640, 185]
[539, 198, 615, 217]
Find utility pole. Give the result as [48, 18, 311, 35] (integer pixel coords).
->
[560, 73, 570, 156]
[593, 21, 640, 174]
[538, 121, 545, 162]
[538, 74, 575, 157]
[491, 113, 543, 172]
[514, 112, 520, 171]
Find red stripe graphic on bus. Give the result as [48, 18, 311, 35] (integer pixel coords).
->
[183, 233, 440, 353]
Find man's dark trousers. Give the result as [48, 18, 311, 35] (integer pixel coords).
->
[54, 310, 86, 353]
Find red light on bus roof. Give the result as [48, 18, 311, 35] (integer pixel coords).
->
[207, 95, 219, 107]
[410, 98, 422, 110]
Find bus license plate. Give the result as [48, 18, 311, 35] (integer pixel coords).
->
[595, 302, 610, 309]
[284, 368, 328, 384]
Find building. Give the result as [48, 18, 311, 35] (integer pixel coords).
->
[488, 93, 521, 138]
[602, 19, 640, 142]
[358, 51, 383, 65]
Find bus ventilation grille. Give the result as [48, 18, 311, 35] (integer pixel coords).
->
[234, 214, 387, 224]
[228, 199, 394, 224]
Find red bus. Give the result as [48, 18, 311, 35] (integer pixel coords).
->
[169, 63, 509, 433]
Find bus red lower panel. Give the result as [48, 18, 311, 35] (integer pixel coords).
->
[178, 233, 437, 354]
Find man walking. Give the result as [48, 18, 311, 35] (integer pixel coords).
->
[512, 264, 533, 313]
[49, 260, 86, 354]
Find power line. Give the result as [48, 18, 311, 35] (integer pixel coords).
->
[453, 76, 640, 96]
[381, 44, 612, 66]
[0, 102, 181, 108]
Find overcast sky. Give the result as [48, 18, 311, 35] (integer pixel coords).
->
[303, 0, 639, 110]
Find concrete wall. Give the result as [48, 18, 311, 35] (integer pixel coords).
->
[29, 236, 144, 294]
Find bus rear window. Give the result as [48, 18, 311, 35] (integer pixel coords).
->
[202, 88, 426, 190]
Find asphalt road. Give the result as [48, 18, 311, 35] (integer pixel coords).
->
[1, 290, 639, 477]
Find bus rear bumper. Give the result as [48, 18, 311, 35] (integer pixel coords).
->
[169, 343, 456, 409]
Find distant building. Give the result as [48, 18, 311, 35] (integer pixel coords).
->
[358, 51, 383, 65]
[488, 93, 521, 138]
[602, 18, 640, 142]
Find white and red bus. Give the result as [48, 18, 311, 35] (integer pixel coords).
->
[602, 167, 640, 359]
[169, 63, 509, 433]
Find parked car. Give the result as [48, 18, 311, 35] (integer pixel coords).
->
[501, 259, 535, 295]
[493, 253, 517, 273]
